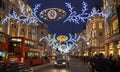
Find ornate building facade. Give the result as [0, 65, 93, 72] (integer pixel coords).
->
[104, 0, 120, 56]
[86, 15, 105, 56]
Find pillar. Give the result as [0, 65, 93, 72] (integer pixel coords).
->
[113, 43, 118, 57]
[105, 43, 109, 57]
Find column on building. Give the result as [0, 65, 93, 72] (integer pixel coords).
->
[105, 43, 109, 57]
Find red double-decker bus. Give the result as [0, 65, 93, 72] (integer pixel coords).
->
[8, 37, 45, 66]
[0, 32, 9, 63]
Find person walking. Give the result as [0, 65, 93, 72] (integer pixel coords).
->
[95, 53, 112, 72]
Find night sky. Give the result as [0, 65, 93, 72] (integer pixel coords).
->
[27, 0, 103, 35]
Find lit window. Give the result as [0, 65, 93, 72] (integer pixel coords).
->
[94, 39, 97, 47]
[99, 23, 102, 29]
[10, 0, 15, 2]
[112, 19, 118, 34]
[93, 23, 96, 29]
[119, 0, 120, 4]
[0, 13, 3, 24]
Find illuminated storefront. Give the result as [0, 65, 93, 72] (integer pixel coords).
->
[117, 41, 120, 55]
[109, 43, 114, 55]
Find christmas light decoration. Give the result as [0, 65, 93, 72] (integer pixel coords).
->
[2, 1, 106, 52]
[64, 1, 108, 24]
[2, 1, 107, 25]
[2, 11, 19, 24]
[64, 1, 88, 24]
[2, 4, 43, 25]
[88, 7, 108, 20]
[40, 34, 58, 47]
[40, 33, 87, 53]
[32, 4, 43, 23]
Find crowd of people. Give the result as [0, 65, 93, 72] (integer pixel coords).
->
[80, 53, 120, 72]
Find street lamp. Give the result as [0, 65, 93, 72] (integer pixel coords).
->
[87, 41, 91, 56]
[87, 42, 89, 45]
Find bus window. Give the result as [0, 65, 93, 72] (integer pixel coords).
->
[0, 34, 6, 42]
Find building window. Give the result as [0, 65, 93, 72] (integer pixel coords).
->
[10, 0, 15, 2]
[118, 0, 120, 5]
[0, 0, 2, 8]
[0, 13, 2, 24]
[92, 30, 96, 38]
[105, 24, 109, 38]
[99, 23, 103, 29]
[106, 0, 108, 6]
[93, 39, 97, 47]
[112, 19, 119, 34]
[0, 0, 5, 10]
[93, 23, 96, 29]
[99, 32, 102, 36]
[41, 24, 44, 28]
[99, 40, 103, 47]
[2, 2, 5, 10]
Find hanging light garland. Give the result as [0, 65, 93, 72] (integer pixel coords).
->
[40, 33, 87, 53]
[2, 4, 43, 25]
[1, 1, 107, 53]
[64, 1, 108, 24]
[2, 1, 107, 25]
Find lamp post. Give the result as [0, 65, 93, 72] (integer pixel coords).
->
[87, 42, 89, 45]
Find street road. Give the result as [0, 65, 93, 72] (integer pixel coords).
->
[34, 57, 90, 72]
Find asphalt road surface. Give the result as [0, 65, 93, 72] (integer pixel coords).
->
[34, 57, 90, 72]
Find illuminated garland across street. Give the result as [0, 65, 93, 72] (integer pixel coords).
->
[64, 1, 88, 24]
[1, 1, 107, 52]
[40, 33, 87, 53]
[2, 1, 107, 25]
[2, 4, 43, 25]
[64, 1, 108, 24]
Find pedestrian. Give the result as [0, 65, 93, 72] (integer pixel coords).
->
[95, 53, 112, 72]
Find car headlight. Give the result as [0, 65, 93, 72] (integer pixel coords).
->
[62, 62, 66, 64]
[55, 62, 57, 64]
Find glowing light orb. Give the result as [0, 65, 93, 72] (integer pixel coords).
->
[57, 35, 68, 42]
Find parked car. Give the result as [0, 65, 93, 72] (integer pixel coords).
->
[0, 62, 32, 72]
[54, 59, 69, 68]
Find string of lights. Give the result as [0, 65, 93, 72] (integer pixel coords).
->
[2, 1, 107, 25]
[40, 33, 87, 53]
[2, 3, 43, 25]
[64, 1, 108, 24]
[2, 1, 107, 53]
